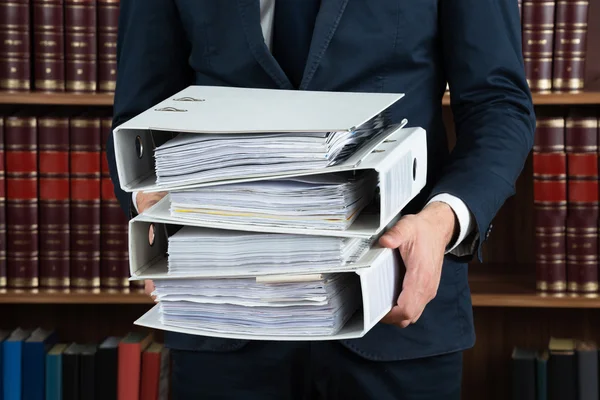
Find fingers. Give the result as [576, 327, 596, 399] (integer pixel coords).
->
[379, 217, 414, 249]
[144, 279, 155, 298]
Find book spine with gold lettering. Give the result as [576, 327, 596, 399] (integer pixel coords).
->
[565, 110, 599, 293]
[65, 0, 97, 92]
[0, 117, 5, 287]
[101, 116, 129, 288]
[39, 115, 70, 288]
[553, 0, 589, 92]
[33, 0, 65, 92]
[5, 115, 38, 288]
[533, 116, 567, 292]
[0, 0, 31, 91]
[70, 116, 101, 288]
[98, 0, 119, 92]
[522, 0, 556, 92]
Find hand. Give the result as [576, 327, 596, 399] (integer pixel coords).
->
[135, 191, 167, 300]
[145, 279, 156, 301]
[136, 191, 168, 214]
[378, 201, 457, 328]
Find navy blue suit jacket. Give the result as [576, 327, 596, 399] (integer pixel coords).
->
[107, 0, 535, 361]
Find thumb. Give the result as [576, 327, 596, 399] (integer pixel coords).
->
[379, 217, 413, 249]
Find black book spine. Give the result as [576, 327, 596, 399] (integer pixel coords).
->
[62, 352, 79, 400]
[577, 349, 599, 400]
[95, 347, 118, 400]
[548, 353, 578, 400]
[80, 352, 96, 400]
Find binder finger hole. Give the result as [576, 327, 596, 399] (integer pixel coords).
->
[136, 135, 144, 159]
[412, 158, 417, 181]
[148, 224, 155, 246]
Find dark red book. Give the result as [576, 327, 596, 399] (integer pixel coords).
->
[533, 116, 567, 292]
[98, 0, 119, 92]
[0, 117, 5, 287]
[522, 0, 556, 92]
[70, 116, 101, 288]
[65, 0, 97, 92]
[38, 116, 70, 288]
[553, 0, 590, 92]
[565, 111, 599, 293]
[5, 115, 38, 288]
[0, 0, 31, 91]
[33, 0, 65, 92]
[101, 117, 130, 288]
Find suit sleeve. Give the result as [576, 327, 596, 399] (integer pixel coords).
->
[106, 0, 193, 218]
[431, 0, 536, 261]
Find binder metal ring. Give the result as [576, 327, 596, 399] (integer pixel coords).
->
[135, 135, 144, 159]
[154, 106, 188, 112]
[371, 149, 385, 153]
[173, 96, 205, 102]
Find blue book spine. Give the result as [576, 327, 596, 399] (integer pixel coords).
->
[45, 353, 62, 400]
[23, 342, 45, 400]
[3, 341, 22, 400]
[0, 340, 3, 400]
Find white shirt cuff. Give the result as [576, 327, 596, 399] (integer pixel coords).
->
[426, 193, 475, 255]
[132, 191, 140, 213]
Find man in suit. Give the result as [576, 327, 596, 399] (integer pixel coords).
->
[107, 1, 535, 398]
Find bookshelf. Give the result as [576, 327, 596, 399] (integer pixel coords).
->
[0, 288, 151, 304]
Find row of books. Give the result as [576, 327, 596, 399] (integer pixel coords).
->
[0, 0, 118, 92]
[0, 112, 133, 289]
[517, 0, 590, 93]
[533, 107, 600, 293]
[0, 328, 167, 400]
[512, 337, 598, 400]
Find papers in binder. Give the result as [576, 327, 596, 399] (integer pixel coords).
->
[153, 273, 362, 336]
[134, 245, 402, 341]
[166, 226, 371, 277]
[169, 171, 377, 231]
[137, 126, 427, 239]
[112, 85, 406, 193]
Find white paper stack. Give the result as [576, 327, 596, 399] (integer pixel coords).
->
[154, 114, 389, 185]
[114, 85, 426, 340]
[166, 226, 370, 276]
[169, 171, 377, 230]
[153, 273, 362, 336]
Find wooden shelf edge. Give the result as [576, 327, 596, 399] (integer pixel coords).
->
[471, 293, 600, 308]
[441, 91, 600, 105]
[3, 91, 600, 107]
[0, 288, 152, 304]
[0, 91, 113, 106]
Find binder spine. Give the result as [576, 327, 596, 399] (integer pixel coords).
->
[379, 150, 415, 227]
[357, 249, 400, 331]
[129, 220, 167, 279]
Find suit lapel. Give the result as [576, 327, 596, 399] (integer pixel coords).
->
[237, 0, 293, 89]
[299, 0, 349, 90]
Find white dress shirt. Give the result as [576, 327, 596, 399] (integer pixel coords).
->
[133, 0, 477, 257]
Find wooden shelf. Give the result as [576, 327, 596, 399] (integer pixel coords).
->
[0, 288, 152, 304]
[3, 91, 600, 107]
[1, 277, 599, 308]
[443, 91, 600, 106]
[470, 273, 600, 308]
[0, 91, 113, 106]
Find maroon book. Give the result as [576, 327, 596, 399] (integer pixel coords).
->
[98, 0, 119, 92]
[101, 117, 129, 288]
[0, 117, 5, 287]
[553, 0, 590, 92]
[70, 116, 101, 288]
[522, 0, 556, 92]
[5, 115, 38, 288]
[533, 116, 567, 292]
[65, 0, 97, 92]
[38, 116, 70, 288]
[565, 111, 599, 293]
[33, 0, 65, 92]
[0, 0, 31, 91]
